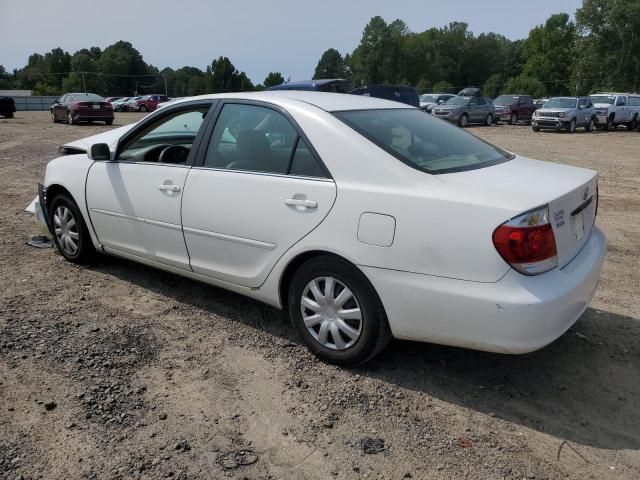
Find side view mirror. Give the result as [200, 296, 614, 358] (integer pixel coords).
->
[89, 143, 111, 161]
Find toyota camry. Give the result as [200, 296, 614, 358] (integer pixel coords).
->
[32, 91, 606, 365]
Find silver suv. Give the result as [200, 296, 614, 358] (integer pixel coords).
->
[432, 95, 495, 127]
[531, 97, 596, 133]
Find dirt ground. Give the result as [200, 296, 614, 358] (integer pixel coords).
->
[0, 111, 638, 480]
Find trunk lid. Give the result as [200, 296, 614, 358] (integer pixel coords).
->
[439, 155, 598, 268]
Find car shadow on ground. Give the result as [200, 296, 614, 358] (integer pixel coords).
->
[90, 256, 640, 452]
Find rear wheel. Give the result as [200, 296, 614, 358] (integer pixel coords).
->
[140, 105, 148, 112]
[67, 110, 75, 125]
[105, 119, 113, 125]
[51, 111, 57, 123]
[627, 115, 637, 130]
[49, 194, 95, 264]
[458, 113, 469, 127]
[509, 112, 518, 125]
[288, 256, 391, 365]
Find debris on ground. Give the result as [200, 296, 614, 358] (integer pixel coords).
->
[361, 437, 385, 454]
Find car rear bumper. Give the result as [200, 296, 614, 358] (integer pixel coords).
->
[72, 111, 114, 121]
[362, 226, 606, 354]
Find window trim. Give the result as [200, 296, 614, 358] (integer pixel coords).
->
[114, 99, 218, 166]
[194, 99, 333, 180]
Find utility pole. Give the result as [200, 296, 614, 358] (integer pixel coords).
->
[82, 72, 86, 93]
[163, 74, 168, 97]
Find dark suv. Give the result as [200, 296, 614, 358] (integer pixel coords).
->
[349, 85, 420, 107]
[0, 96, 16, 118]
[493, 94, 539, 125]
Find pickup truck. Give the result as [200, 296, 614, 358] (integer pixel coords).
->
[493, 94, 539, 125]
[589, 93, 640, 130]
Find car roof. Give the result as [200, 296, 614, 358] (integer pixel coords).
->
[166, 91, 416, 112]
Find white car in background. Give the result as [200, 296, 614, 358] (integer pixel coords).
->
[33, 91, 606, 365]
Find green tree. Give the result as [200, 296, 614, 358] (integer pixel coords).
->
[263, 72, 284, 88]
[0, 65, 14, 89]
[432, 80, 454, 93]
[522, 13, 576, 95]
[574, 0, 640, 93]
[483, 73, 506, 98]
[207, 57, 254, 92]
[96, 41, 150, 95]
[313, 49, 347, 79]
[501, 74, 547, 98]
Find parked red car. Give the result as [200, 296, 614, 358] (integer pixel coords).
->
[493, 94, 539, 125]
[50, 93, 113, 125]
[129, 94, 169, 112]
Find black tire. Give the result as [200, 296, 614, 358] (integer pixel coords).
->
[140, 105, 148, 112]
[567, 119, 576, 133]
[67, 110, 75, 125]
[105, 119, 113, 126]
[48, 193, 95, 264]
[585, 118, 595, 132]
[458, 113, 469, 127]
[532, 126, 540, 132]
[606, 115, 614, 131]
[485, 113, 493, 126]
[51, 111, 57, 123]
[509, 112, 518, 125]
[287, 255, 391, 366]
[627, 115, 637, 131]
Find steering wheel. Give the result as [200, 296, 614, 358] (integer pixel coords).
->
[159, 145, 190, 164]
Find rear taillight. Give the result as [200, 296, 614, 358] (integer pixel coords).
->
[76, 102, 91, 108]
[492, 205, 557, 275]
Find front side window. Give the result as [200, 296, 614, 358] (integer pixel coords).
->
[616, 96, 626, 106]
[334, 108, 513, 174]
[118, 106, 210, 163]
[204, 103, 325, 177]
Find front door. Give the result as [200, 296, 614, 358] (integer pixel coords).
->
[86, 102, 215, 269]
[181, 101, 337, 287]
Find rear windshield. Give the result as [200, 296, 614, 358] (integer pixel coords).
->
[73, 93, 104, 101]
[333, 109, 513, 174]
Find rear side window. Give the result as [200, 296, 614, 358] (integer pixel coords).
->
[334, 108, 513, 174]
[289, 139, 325, 178]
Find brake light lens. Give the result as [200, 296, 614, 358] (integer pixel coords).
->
[492, 206, 557, 275]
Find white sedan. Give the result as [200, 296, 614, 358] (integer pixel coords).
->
[34, 91, 606, 365]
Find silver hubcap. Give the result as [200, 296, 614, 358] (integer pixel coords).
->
[461, 115, 467, 126]
[54, 206, 79, 255]
[300, 276, 362, 351]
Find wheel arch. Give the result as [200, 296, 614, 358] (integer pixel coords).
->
[278, 250, 376, 311]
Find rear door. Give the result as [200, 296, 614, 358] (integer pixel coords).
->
[181, 100, 336, 287]
[86, 100, 217, 269]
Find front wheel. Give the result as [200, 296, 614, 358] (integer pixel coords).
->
[49, 194, 95, 264]
[458, 113, 469, 127]
[288, 256, 391, 365]
[585, 118, 595, 132]
[509, 112, 517, 125]
[567, 119, 576, 133]
[485, 113, 493, 126]
[532, 125, 540, 132]
[140, 105, 148, 112]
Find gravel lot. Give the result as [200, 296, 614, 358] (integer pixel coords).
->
[1, 111, 639, 480]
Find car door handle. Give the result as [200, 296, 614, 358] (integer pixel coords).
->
[158, 184, 181, 192]
[285, 198, 317, 209]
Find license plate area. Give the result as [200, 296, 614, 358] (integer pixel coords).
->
[573, 211, 585, 242]
[92, 104, 100, 109]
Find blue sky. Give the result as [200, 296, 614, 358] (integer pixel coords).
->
[0, 0, 583, 84]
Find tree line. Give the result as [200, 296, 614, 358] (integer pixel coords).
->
[1, 0, 638, 98]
